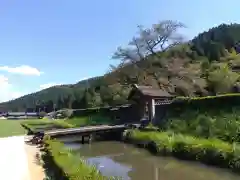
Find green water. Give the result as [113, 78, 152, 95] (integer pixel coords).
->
[64, 141, 239, 180]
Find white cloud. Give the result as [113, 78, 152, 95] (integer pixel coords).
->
[39, 83, 62, 90]
[0, 75, 9, 87]
[0, 75, 23, 103]
[0, 65, 43, 76]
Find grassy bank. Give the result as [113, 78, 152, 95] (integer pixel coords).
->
[42, 138, 117, 180]
[21, 115, 112, 134]
[125, 130, 240, 173]
[163, 107, 240, 143]
[21, 119, 74, 134]
[163, 94, 240, 143]
[0, 119, 27, 137]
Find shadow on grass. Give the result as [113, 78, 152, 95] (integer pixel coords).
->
[40, 148, 67, 180]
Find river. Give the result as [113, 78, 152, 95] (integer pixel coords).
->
[62, 141, 239, 180]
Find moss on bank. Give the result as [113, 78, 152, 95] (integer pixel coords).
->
[41, 137, 118, 180]
[125, 130, 240, 173]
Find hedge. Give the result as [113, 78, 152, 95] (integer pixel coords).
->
[125, 130, 240, 173]
[160, 93, 240, 142]
[171, 93, 240, 114]
[42, 137, 118, 180]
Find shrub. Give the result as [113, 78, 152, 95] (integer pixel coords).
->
[162, 94, 240, 143]
[171, 93, 240, 113]
[163, 108, 240, 143]
[67, 115, 111, 127]
[59, 109, 74, 119]
[39, 111, 47, 117]
[127, 130, 240, 172]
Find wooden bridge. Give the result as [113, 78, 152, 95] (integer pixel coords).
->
[44, 124, 135, 143]
[45, 124, 127, 137]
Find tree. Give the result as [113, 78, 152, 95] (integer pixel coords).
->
[113, 20, 185, 64]
[112, 20, 206, 96]
[208, 64, 240, 94]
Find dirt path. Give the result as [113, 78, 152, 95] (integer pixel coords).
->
[0, 136, 30, 180]
[24, 136, 46, 180]
[0, 136, 45, 180]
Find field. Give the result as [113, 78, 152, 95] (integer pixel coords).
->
[0, 119, 27, 137]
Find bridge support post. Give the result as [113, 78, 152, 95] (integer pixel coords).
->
[81, 135, 93, 144]
[81, 136, 85, 144]
[88, 134, 93, 143]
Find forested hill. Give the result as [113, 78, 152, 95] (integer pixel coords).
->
[1, 21, 240, 112]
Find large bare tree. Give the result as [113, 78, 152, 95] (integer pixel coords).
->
[112, 20, 206, 96]
[113, 20, 185, 63]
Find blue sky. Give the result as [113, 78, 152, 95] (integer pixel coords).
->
[0, 0, 238, 102]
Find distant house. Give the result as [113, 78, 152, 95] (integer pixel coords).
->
[6, 112, 39, 119]
[26, 112, 38, 116]
[127, 84, 175, 125]
[7, 112, 26, 117]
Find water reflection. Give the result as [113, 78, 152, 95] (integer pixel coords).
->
[63, 142, 81, 150]
[88, 157, 131, 179]
[63, 141, 239, 180]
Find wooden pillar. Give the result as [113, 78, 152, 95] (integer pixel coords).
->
[151, 98, 155, 123]
[88, 134, 93, 143]
[81, 136, 85, 144]
[154, 166, 159, 180]
[148, 98, 155, 123]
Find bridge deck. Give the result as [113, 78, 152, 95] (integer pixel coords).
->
[45, 124, 126, 136]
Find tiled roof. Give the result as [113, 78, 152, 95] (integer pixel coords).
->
[132, 84, 173, 97]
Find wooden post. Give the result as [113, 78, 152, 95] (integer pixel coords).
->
[151, 98, 155, 123]
[88, 134, 93, 143]
[154, 166, 159, 180]
[81, 136, 85, 144]
[148, 98, 155, 123]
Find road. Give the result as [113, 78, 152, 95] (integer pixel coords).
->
[0, 136, 45, 180]
[0, 136, 30, 180]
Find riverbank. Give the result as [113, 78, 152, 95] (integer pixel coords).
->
[41, 138, 117, 179]
[21, 119, 74, 134]
[124, 130, 240, 173]
[67, 140, 240, 180]
[21, 116, 112, 134]
[24, 140, 46, 180]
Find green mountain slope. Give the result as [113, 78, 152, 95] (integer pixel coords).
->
[0, 22, 240, 112]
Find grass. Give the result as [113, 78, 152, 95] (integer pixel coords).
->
[126, 130, 240, 172]
[21, 115, 112, 133]
[42, 138, 118, 180]
[163, 108, 240, 143]
[21, 119, 74, 134]
[0, 119, 27, 137]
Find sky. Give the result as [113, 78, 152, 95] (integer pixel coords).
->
[0, 0, 239, 103]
